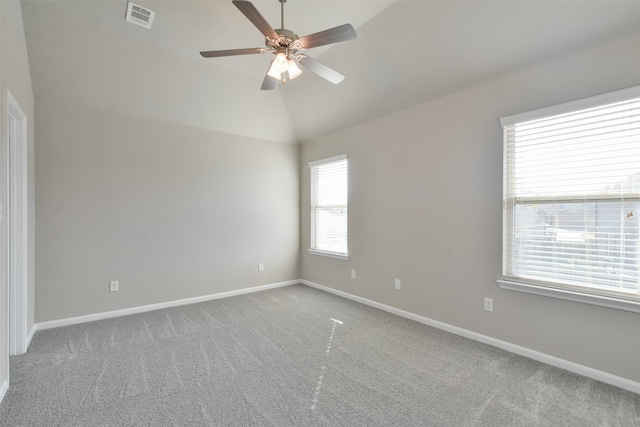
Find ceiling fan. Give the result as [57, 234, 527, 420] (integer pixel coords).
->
[200, 0, 357, 90]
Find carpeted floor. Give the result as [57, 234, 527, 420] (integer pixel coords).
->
[1, 284, 639, 426]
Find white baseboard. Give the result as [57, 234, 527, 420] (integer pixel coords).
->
[36, 280, 299, 331]
[301, 280, 640, 395]
[0, 379, 8, 405]
[26, 324, 36, 349]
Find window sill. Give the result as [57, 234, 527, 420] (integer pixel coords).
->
[308, 249, 349, 261]
[497, 279, 640, 314]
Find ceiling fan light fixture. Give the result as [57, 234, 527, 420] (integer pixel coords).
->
[200, 0, 357, 89]
[267, 52, 288, 79]
[266, 64, 282, 80]
[287, 58, 302, 79]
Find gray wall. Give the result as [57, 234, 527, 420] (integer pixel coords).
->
[300, 31, 640, 382]
[0, 0, 36, 391]
[35, 102, 299, 322]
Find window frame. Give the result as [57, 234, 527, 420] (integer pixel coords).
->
[499, 85, 640, 313]
[308, 154, 349, 260]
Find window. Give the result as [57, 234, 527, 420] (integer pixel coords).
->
[309, 154, 348, 259]
[500, 86, 640, 311]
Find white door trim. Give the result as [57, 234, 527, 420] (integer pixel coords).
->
[6, 90, 28, 356]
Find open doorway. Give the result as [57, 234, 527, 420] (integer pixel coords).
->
[6, 90, 28, 356]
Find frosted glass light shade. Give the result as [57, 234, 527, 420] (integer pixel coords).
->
[267, 52, 288, 79]
[287, 59, 302, 79]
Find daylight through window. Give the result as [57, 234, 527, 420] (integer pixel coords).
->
[501, 87, 640, 304]
[309, 155, 348, 259]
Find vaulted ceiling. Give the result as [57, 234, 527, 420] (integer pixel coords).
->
[21, 0, 640, 143]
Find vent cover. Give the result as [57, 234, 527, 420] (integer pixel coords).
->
[125, 1, 155, 29]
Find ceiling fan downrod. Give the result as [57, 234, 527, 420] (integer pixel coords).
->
[279, 0, 286, 30]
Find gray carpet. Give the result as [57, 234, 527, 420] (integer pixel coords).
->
[1, 284, 639, 426]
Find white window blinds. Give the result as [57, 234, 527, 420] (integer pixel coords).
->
[309, 155, 348, 258]
[501, 86, 640, 301]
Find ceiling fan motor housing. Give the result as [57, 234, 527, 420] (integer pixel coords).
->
[267, 29, 300, 52]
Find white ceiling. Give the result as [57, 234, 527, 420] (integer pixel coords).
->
[21, 0, 640, 143]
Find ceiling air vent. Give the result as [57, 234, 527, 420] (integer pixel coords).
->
[125, 1, 155, 29]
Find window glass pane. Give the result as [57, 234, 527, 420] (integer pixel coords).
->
[314, 163, 348, 206]
[503, 90, 640, 300]
[310, 156, 348, 255]
[315, 207, 348, 254]
[508, 99, 640, 198]
[512, 201, 639, 293]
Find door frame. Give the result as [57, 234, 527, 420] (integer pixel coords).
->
[6, 90, 28, 356]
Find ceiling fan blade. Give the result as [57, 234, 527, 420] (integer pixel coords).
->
[232, 0, 278, 40]
[298, 55, 345, 84]
[200, 47, 265, 58]
[261, 74, 278, 90]
[298, 24, 357, 50]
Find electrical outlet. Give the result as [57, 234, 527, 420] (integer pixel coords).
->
[110, 280, 119, 292]
[258, 263, 264, 272]
[394, 279, 401, 290]
[351, 269, 356, 279]
[484, 297, 493, 312]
